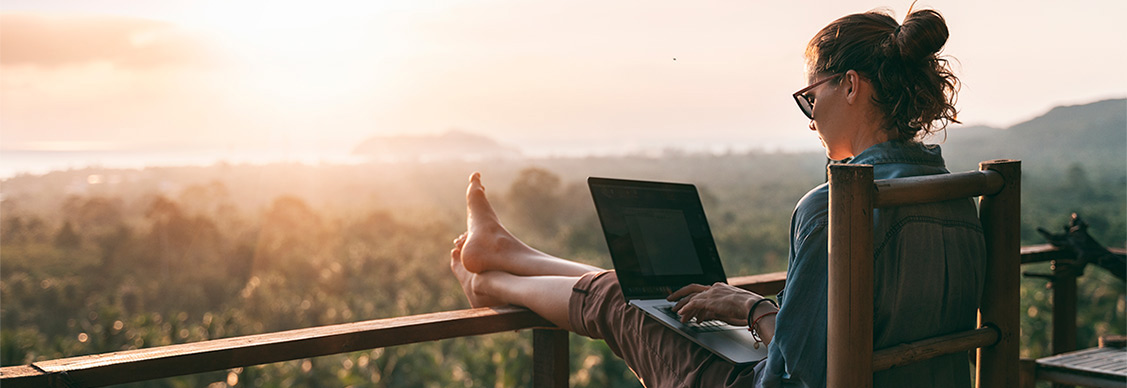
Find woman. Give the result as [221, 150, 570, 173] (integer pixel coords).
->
[450, 8, 984, 388]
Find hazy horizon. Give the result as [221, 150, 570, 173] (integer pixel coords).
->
[1, 95, 1122, 179]
[2, 1, 1125, 178]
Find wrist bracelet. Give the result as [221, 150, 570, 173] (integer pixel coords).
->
[753, 311, 778, 328]
[746, 298, 778, 328]
[747, 299, 777, 349]
[751, 310, 779, 349]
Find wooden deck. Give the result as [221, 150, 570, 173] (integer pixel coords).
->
[1035, 346, 1127, 387]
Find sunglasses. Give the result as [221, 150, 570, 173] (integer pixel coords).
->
[792, 73, 844, 120]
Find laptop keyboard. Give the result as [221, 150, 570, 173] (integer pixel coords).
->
[656, 305, 735, 332]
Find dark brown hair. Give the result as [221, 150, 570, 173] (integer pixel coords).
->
[806, 9, 960, 140]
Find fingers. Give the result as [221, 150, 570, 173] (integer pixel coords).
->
[677, 298, 727, 324]
[673, 285, 766, 326]
[673, 295, 692, 314]
[667, 283, 708, 302]
[668, 284, 708, 323]
[677, 298, 705, 323]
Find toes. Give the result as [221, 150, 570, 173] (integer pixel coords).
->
[467, 172, 484, 195]
[467, 182, 486, 203]
[466, 175, 497, 221]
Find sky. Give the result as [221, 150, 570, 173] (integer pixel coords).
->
[1, 0, 1125, 175]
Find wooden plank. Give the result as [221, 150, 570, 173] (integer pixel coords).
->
[33, 306, 553, 387]
[827, 164, 875, 388]
[1019, 242, 1125, 264]
[729, 271, 787, 296]
[0, 365, 57, 388]
[1037, 347, 1127, 379]
[976, 159, 1022, 388]
[1037, 368, 1127, 388]
[1020, 244, 1074, 264]
[0, 365, 45, 379]
[873, 327, 998, 371]
[532, 329, 569, 388]
[874, 169, 1003, 208]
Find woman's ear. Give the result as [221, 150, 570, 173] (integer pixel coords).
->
[843, 70, 862, 104]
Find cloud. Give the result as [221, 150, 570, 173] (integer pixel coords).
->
[0, 12, 214, 68]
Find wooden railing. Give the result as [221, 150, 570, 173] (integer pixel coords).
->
[0, 246, 1115, 387]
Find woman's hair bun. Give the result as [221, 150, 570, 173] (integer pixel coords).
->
[894, 9, 949, 62]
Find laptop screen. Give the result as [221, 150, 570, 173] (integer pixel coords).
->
[588, 177, 728, 300]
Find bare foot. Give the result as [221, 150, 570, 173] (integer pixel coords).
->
[450, 233, 504, 307]
[459, 172, 543, 274]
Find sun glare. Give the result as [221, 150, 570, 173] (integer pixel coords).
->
[166, 2, 414, 112]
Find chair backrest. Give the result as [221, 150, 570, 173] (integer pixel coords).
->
[826, 160, 1021, 388]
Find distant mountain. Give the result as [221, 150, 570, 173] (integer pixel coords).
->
[941, 98, 1126, 178]
[352, 130, 522, 162]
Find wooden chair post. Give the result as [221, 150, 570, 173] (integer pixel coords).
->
[827, 164, 875, 388]
[976, 160, 1021, 387]
[532, 328, 569, 388]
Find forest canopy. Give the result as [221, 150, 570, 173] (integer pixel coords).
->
[1, 99, 1124, 387]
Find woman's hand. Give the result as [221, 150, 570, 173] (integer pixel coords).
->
[667, 282, 762, 326]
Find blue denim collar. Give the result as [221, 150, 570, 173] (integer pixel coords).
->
[848, 140, 945, 167]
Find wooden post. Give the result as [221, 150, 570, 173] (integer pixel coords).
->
[976, 160, 1021, 388]
[1051, 259, 1078, 388]
[1051, 260, 1078, 356]
[827, 164, 875, 388]
[532, 328, 568, 388]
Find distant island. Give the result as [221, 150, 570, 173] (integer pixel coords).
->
[352, 130, 522, 162]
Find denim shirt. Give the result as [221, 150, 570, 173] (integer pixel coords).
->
[753, 140, 987, 388]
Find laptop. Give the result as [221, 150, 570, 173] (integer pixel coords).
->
[587, 177, 768, 365]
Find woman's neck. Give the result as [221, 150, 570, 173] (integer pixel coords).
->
[849, 126, 891, 157]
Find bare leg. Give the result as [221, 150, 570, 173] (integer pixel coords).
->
[475, 271, 577, 331]
[460, 172, 601, 276]
[450, 235, 576, 329]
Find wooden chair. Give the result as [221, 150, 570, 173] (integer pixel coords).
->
[826, 160, 1020, 387]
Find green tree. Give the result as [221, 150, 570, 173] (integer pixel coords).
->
[506, 167, 564, 238]
[53, 221, 81, 251]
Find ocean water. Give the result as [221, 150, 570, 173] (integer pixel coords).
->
[0, 149, 366, 179]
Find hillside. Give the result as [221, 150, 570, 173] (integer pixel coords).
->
[942, 98, 1126, 179]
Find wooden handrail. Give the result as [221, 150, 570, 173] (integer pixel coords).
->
[0, 272, 789, 388]
[2, 244, 1111, 387]
[728, 271, 787, 295]
[1020, 243, 1126, 264]
[3, 306, 555, 388]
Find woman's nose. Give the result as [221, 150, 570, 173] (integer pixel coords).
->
[809, 121, 817, 131]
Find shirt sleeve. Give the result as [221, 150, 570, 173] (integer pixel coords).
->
[756, 200, 829, 388]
